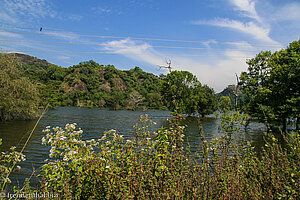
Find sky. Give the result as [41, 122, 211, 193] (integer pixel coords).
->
[0, 0, 299, 92]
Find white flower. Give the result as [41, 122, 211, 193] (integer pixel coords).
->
[72, 139, 78, 143]
[100, 157, 106, 162]
[10, 146, 16, 151]
[69, 123, 76, 129]
[49, 147, 55, 158]
[69, 150, 77, 156]
[20, 155, 26, 161]
[16, 165, 21, 170]
[88, 139, 95, 143]
[100, 135, 106, 140]
[46, 126, 51, 129]
[105, 165, 110, 169]
[6, 177, 11, 183]
[59, 136, 66, 141]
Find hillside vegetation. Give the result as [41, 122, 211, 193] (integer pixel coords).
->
[0, 53, 219, 120]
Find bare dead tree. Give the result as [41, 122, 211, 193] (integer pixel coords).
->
[157, 59, 172, 72]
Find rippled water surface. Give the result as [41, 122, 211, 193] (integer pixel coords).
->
[0, 107, 267, 188]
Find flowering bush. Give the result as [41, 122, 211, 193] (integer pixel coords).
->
[1, 112, 299, 199]
[38, 113, 299, 199]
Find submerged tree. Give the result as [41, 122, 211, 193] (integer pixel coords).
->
[0, 54, 40, 120]
[239, 40, 300, 131]
[161, 70, 217, 116]
[198, 85, 217, 117]
[161, 71, 201, 114]
[218, 96, 232, 113]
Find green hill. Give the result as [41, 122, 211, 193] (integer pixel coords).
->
[3, 53, 164, 110]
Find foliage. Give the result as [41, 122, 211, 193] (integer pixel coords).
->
[198, 84, 218, 117]
[2, 53, 219, 113]
[218, 96, 232, 113]
[161, 71, 217, 116]
[12, 55, 164, 110]
[0, 139, 26, 191]
[239, 40, 300, 130]
[1, 113, 293, 199]
[0, 54, 40, 121]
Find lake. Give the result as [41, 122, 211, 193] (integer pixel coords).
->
[0, 107, 267, 188]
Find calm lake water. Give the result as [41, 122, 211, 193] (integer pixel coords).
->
[0, 107, 267, 188]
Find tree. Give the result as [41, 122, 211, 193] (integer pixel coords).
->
[146, 92, 163, 109]
[267, 40, 300, 130]
[239, 40, 300, 131]
[218, 96, 232, 113]
[198, 85, 218, 117]
[128, 90, 145, 111]
[0, 54, 40, 120]
[161, 71, 201, 114]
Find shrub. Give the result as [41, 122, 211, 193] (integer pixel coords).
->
[2, 112, 299, 199]
[37, 113, 299, 199]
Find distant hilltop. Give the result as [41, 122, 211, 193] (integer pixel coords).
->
[218, 85, 242, 97]
[3, 53, 55, 67]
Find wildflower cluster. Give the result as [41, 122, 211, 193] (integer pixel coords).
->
[2, 112, 299, 199]
[37, 114, 299, 199]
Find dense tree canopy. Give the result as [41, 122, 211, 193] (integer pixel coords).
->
[161, 71, 217, 116]
[4, 54, 165, 110]
[0, 53, 226, 119]
[239, 40, 300, 130]
[0, 54, 40, 120]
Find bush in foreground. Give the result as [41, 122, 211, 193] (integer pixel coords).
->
[1, 112, 299, 199]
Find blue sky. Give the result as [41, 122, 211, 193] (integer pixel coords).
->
[0, 0, 299, 91]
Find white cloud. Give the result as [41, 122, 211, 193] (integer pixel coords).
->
[0, 31, 22, 38]
[68, 14, 83, 21]
[101, 39, 255, 91]
[58, 55, 71, 60]
[169, 50, 252, 92]
[271, 3, 300, 22]
[45, 31, 83, 42]
[192, 18, 279, 45]
[0, 0, 56, 24]
[91, 6, 112, 14]
[102, 39, 164, 66]
[229, 0, 261, 22]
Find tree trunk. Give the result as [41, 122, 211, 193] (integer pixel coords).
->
[296, 117, 299, 130]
